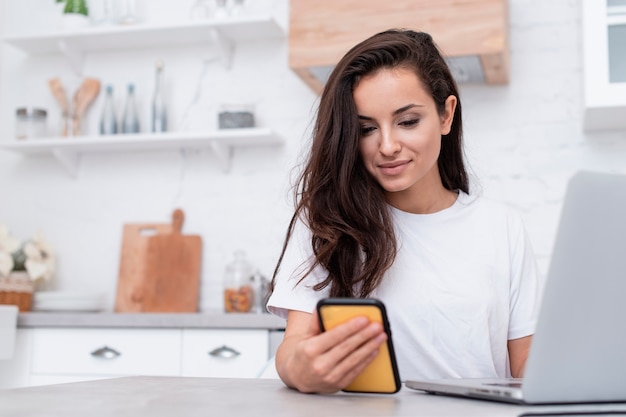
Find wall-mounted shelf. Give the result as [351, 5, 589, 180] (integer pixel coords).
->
[0, 128, 284, 177]
[582, 0, 626, 131]
[2, 15, 285, 73]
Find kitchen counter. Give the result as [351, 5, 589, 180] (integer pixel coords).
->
[2, 376, 626, 417]
[17, 312, 286, 329]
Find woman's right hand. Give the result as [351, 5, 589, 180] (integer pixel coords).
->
[275, 309, 388, 393]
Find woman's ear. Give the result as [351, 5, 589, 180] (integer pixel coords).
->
[440, 95, 457, 135]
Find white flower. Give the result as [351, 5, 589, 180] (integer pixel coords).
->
[23, 232, 56, 282]
[0, 224, 20, 254]
[0, 251, 13, 277]
[0, 224, 20, 277]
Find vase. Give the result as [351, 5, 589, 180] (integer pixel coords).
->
[59, 13, 91, 31]
[0, 271, 34, 312]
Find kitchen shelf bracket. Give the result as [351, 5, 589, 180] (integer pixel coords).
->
[57, 40, 85, 75]
[51, 148, 80, 177]
[210, 29, 234, 70]
[209, 140, 233, 172]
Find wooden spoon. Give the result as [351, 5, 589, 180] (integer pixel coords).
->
[72, 78, 101, 136]
[48, 78, 69, 136]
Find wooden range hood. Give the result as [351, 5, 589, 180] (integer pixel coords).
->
[289, 0, 509, 94]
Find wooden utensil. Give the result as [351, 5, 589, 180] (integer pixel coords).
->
[115, 209, 202, 313]
[144, 209, 202, 312]
[72, 78, 101, 136]
[115, 221, 172, 312]
[48, 78, 69, 136]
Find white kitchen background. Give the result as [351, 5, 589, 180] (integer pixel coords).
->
[0, 0, 624, 312]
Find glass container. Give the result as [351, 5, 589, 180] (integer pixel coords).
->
[122, 83, 140, 134]
[15, 108, 47, 140]
[151, 60, 167, 133]
[100, 85, 118, 135]
[223, 250, 255, 313]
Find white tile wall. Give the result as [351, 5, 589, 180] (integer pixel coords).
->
[0, 0, 624, 311]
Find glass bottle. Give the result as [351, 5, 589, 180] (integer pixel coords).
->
[151, 60, 167, 133]
[250, 270, 269, 314]
[100, 84, 118, 135]
[118, 0, 139, 25]
[121, 83, 140, 134]
[223, 250, 254, 313]
[231, 0, 246, 17]
[189, 0, 210, 20]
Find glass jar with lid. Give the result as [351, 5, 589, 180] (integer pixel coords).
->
[15, 108, 47, 140]
[223, 250, 255, 313]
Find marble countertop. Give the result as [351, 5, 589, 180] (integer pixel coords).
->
[17, 312, 286, 330]
[3, 376, 626, 417]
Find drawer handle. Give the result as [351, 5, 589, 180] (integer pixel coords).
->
[91, 346, 121, 360]
[209, 345, 240, 359]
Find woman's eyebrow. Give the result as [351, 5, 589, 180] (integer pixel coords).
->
[393, 103, 422, 115]
[358, 103, 424, 120]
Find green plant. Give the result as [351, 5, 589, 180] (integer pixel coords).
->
[56, 0, 89, 17]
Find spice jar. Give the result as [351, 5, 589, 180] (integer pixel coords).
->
[15, 108, 47, 139]
[223, 250, 255, 313]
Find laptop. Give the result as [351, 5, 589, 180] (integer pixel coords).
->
[406, 171, 626, 404]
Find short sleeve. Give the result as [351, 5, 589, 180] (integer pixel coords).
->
[266, 218, 330, 319]
[507, 213, 541, 340]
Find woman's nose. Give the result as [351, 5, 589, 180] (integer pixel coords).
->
[379, 128, 401, 156]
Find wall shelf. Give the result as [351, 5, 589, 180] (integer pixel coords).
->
[0, 128, 284, 177]
[582, 0, 626, 131]
[2, 15, 285, 73]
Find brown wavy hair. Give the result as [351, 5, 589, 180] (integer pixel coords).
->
[272, 29, 469, 298]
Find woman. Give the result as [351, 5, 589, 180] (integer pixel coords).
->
[267, 29, 540, 394]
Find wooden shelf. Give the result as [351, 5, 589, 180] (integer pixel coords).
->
[0, 128, 284, 177]
[2, 15, 285, 73]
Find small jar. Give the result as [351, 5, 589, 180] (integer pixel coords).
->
[223, 250, 255, 313]
[15, 108, 47, 140]
[218, 103, 255, 129]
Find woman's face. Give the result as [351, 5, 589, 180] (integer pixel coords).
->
[354, 67, 456, 206]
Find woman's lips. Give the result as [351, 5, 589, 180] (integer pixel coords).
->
[378, 160, 410, 176]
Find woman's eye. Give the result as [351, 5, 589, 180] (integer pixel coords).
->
[399, 119, 419, 127]
[360, 126, 376, 135]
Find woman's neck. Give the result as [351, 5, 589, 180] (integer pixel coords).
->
[386, 182, 459, 215]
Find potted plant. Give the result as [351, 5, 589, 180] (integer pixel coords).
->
[56, 0, 90, 29]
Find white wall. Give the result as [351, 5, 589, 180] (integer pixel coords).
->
[0, 0, 624, 311]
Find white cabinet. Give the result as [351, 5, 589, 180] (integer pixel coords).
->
[0, 326, 280, 388]
[582, 0, 626, 131]
[0, 329, 32, 389]
[31, 328, 181, 381]
[0, 15, 286, 175]
[181, 329, 269, 378]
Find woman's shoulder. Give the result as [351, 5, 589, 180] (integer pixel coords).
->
[458, 191, 525, 225]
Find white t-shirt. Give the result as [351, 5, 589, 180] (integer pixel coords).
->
[267, 192, 540, 381]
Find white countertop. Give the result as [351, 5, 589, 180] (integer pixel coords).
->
[17, 312, 286, 330]
[2, 376, 626, 417]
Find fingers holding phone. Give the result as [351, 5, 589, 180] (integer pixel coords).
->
[277, 308, 387, 393]
[317, 298, 401, 394]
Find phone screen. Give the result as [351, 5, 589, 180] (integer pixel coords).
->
[316, 298, 401, 394]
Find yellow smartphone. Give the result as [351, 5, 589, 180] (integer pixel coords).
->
[316, 298, 401, 394]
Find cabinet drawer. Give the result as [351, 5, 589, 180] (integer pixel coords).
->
[32, 328, 181, 376]
[181, 329, 269, 378]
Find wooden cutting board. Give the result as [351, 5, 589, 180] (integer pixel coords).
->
[115, 209, 202, 313]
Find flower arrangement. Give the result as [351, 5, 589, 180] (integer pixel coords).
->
[0, 224, 56, 283]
